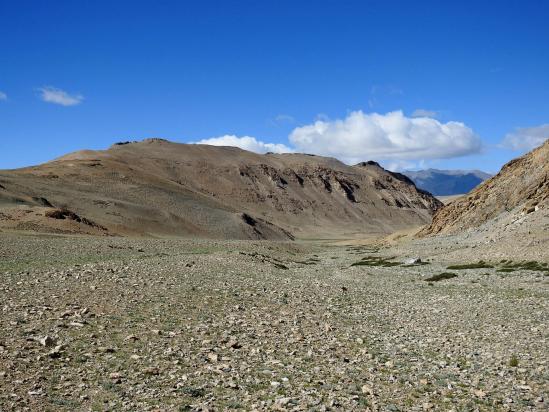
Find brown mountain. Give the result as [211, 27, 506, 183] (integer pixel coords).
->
[0, 138, 442, 239]
[421, 140, 549, 235]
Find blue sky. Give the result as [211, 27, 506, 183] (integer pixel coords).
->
[1, 0, 548, 172]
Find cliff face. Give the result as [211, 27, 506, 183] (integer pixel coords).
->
[0, 139, 442, 239]
[421, 140, 549, 236]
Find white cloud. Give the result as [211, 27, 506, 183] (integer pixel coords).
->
[0, 91, 7, 101]
[384, 160, 426, 172]
[501, 124, 549, 151]
[195, 110, 483, 165]
[38, 86, 83, 106]
[274, 114, 295, 124]
[196, 135, 293, 154]
[411, 109, 437, 118]
[289, 110, 481, 164]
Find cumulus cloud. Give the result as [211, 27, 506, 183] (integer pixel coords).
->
[289, 110, 481, 164]
[195, 110, 483, 164]
[38, 86, 83, 106]
[0, 91, 7, 101]
[196, 135, 293, 154]
[501, 124, 549, 151]
[411, 109, 437, 118]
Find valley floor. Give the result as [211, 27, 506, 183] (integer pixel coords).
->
[0, 233, 547, 411]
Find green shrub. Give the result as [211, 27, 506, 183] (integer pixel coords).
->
[351, 256, 400, 267]
[509, 355, 519, 367]
[447, 261, 494, 270]
[424, 272, 457, 282]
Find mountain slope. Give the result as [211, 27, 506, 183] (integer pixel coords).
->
[421, 140, 549, 235]
[404, 169, 491, 196]
[0, 139, 442, 239]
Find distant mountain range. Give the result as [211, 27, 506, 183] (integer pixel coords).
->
[403, 169, 492, 196]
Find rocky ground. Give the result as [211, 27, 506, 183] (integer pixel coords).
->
[387, 200, 549, 264]
[0, 233, 547, 411]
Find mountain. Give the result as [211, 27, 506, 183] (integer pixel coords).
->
[0, 139, 442, 240]
[421, 140, 549, 236]
[404, 169, 492, 196]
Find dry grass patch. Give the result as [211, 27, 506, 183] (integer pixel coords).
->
[424, 272, 457, 282]
[446, 261, 494, 270]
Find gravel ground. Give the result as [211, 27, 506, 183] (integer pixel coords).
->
[0, 233, 547, 411]
[384, 204, 549, 265]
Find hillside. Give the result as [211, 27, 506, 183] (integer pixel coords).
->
[421, 140, 549, 236]
[404, 169, 491, 196]
[0, 139, 442, 240]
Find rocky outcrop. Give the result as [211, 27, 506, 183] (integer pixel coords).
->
[421, 140, 549, 235]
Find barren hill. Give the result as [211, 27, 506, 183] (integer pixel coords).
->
[0, 138, 441, 239]
[421, 140, 549, 236]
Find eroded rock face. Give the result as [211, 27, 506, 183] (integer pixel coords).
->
[421, 140, 549, 236]
[201, 160, 442, 235]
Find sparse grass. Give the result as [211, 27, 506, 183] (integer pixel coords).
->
[293, 257, 320, 265]
[351, 256, 400, 267]
[509, 355, 519, 367]
[347, 246, 380, 255]
[498, 260, 548, 274]
[49, 397, 81, 408]
[1, 233, 548, 411]
[0, 238, 221, 273]
[424, 272, 457, 282]
[351, 255, 431, 268]
[101, 380, 119, 391]
[358, 397, 371, 407]
[180, 386, 206, 397]
[447, 261, 494, 270]
[406, 260, 431, 266]
[240, 251, 289, 269]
